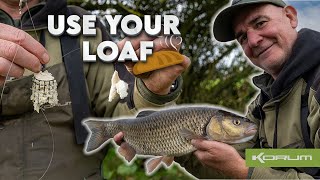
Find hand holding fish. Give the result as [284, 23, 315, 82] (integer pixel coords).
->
[117, 32, 190, 95]
[83, 106, 257, 175]
[113, 131, 125, 145]
[192, 139, 249, 179]
[0, 23, 49, 85]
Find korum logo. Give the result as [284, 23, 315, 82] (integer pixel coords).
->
[252, 152, 313, 164]
[246, 149, 320, 167]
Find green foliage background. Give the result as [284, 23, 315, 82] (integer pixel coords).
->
[68, 0, 261, 179]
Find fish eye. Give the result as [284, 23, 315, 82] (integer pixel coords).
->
[233, 119, 241, 126]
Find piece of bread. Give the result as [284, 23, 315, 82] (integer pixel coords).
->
[133, 50, 184, 76]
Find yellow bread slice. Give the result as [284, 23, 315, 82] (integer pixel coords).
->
[133, 50, 184, 76]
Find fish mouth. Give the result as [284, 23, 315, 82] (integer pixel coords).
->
[245, 125, 257, 136]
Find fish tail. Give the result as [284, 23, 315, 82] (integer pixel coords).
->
[83, 119, 112, 153]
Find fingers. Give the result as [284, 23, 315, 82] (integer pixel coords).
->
[151, 55, 190, 78]
[140, 55, 190, 94]
[0, 40, 42, 72]
[175, 55, 191, 74]
[191, 140, 238, 160]
[193, 150, 210, 164]
[0, 57, 24, 78]
[117, 31, 188, 92]
[0, 23, 49, 64]
[192, 140, 224, 164]
[191, 139, 223, 151]
[118, 32, 182, 57]
[0, 23, 49, 80]
[117, 32, 155, 71]
[113, 132, 124, 146]
[191, 139, 211, 151]
[0, 76, 5, 85]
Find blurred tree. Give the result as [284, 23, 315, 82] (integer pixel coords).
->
[67, 0, 261, 179]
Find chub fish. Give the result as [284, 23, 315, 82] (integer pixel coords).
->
[83, 106, 257, 174]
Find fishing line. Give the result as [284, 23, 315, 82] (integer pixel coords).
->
[25, 2, 39, 41]
[0, 1, 60, 179]
[39, 108, 55, 180]
[23, 1, 55, 179]
[0, 1, 82, 178]
[45, 47, 81, 71]
[0, 45, 20, 101]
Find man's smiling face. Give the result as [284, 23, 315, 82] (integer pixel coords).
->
[233, 4, 298, 79]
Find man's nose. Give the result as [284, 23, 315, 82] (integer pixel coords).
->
[247, 30, 262, 48]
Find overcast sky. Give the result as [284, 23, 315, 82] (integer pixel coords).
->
[285, 0, 320, 31]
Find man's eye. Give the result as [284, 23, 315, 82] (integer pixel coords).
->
[239, 34, 247, 44]
[256, 21, 266, 28]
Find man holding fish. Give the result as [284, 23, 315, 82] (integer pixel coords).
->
[178, 0, 320, 178]
[114, 0, 320, 179]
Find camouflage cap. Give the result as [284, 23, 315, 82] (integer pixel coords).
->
[213, 0, 286, 42]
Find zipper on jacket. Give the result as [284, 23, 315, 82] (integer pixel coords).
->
[273, 102, 280, 148]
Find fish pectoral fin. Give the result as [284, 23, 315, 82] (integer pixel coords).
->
[145, 156, 163, 175]
[179, 128, 205, 140]
[117, 142, 136, 163]
[162, 156, 174, 167]
[136, 110, 157, 118]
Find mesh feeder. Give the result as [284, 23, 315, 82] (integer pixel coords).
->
[30, 71, 58, 113]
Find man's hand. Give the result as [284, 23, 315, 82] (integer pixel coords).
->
[114, 132, 125, 145]
[117, 33, 190, 95]
[191, 139, 249, 179]
[113, 132, 137, 162]
[0, 23, 49, 85]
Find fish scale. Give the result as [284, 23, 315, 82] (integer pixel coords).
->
[115, 107, 217, 156]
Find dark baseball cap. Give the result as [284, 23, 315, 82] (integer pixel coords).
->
[213, 0, 286, 42]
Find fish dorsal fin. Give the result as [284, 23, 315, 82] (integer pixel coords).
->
[136, 110, 157, 118]
[179, 128, 206, 140]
